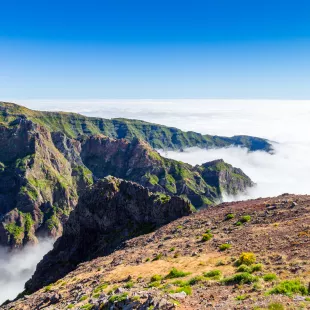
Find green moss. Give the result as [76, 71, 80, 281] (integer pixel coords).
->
[4, 223, 24, 243]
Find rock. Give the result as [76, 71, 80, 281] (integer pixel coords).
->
[25, 177, 192, 293]
[169, 292, 187, 299]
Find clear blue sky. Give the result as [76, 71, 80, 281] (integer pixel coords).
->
[1, 0, 310, 99]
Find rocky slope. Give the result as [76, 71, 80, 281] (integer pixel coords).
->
[25, 176, 192, 293]
[0, 103, 254, 248]
[4, 194, 310, 310]
[0, 101, 273, 152]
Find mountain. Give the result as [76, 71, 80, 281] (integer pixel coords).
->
[5, 194, 310, 309]
[25, 176, 192, 293]
[0, 103, 254, 248]
[0, 101, 273, 152]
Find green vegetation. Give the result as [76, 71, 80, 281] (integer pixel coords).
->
[150, 274, 162, 282]
[152, 253, 163, 261]
[267, 303, 285, 310]
[124, 281, 134, 288]
[240, 215, 251, 223]
[81, 304, 94, 310]
[203, 270, 222, 279]
[109, 293, 128, 303]
[263, 273, 277, 282]
[268, 279, 308, 297]
[225, 213, 235, 220]
[222, 272, 259, 285]
[201, 232, 213, 242]
[219, 243, 231, 251]
[235, 295, 248, 301]
[79, 296, 88, 302]
[236, 252, 256, 266]
[165, 268, 191, 279]
[4, 223, 24, 243]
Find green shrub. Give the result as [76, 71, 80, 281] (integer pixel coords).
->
[222, 272, 258, 285]
[251, 264, 263, 272]
[148, 281, 161, 288]
[268, 279, 308, 297]
[187, 275, 204, 285]
[225, 213, 235, 220]
[240, 215, 251, 223]
[219, 243, 231, 251]
[124, 281, 134, 288]
[93, 283, 108, 293]
[235, 221, 242, 226]
[203, 270, 222, 279]
[165, 268, 191, 279]
[67, 304, 74, 309]
[201, 232, 213, 242]
[237, 264, 252, 273]
[109, 293, 128, 303]
[263, 273, 277, 282]
[175, 286, 192, 295]
[237, 252, 256, 266]
[79, 296, 88, 302]
[235, 294, 248, 300]
[170, 247, 175, 252]
[150, 274, 162, 282]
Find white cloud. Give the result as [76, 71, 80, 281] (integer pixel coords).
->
[0, 239, 53, 304]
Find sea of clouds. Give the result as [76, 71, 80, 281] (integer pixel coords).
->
[1, 99, 309, 304]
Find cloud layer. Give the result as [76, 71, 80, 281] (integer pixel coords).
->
[0, 240, 53, 304]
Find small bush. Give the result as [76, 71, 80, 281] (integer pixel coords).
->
[170, 247, 175, 252]
[109, 293, 128, 303]
[150, 274, 162, 282]
[187, 275, 204, 285]
[124, 281, 134, 288]
[93, 283, 108, 293]
[268, 279, 308, 297]
[235, 221, 242, 226]
[67, 305, 74, 309]
[148, 281, 161, 288]
[225, 213, 235, 220]
[44, 285, 53, 292]
[237, 252, 256, 266]
[263, 273, 277, 282]
[222, 272, 258, 285]
[219, 243, 231, 251]
[203, 270, 222, 279]
[240, 215, 251, 223]
[251, 264, 263, 272]
[235, 294, 248, 300]
[237, 264, 252, 273]
[165, 268, 191, 279]
[201, 232, 213, 242]
[175, 286, 192, 295]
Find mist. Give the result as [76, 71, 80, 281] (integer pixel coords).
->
[0, 239, 53, 304]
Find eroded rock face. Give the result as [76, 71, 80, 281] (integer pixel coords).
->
[25, 177, 192, 293]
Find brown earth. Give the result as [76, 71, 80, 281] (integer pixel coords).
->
[3, 194, 310, 310]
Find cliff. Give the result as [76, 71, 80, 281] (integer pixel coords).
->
[25, 176, 192, 292]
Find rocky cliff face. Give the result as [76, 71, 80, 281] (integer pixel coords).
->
[25, 177, 192, 293]
[0, 101, 255, 248]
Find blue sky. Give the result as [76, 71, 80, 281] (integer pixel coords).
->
[1, 0, 310, 99]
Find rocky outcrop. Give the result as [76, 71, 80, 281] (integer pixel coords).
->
[197, 159, 254, 197]
[0, 119, 93, 247]
[25, 177, 192, 293]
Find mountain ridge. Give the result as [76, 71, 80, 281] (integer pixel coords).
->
[0, 101, 273, 152]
